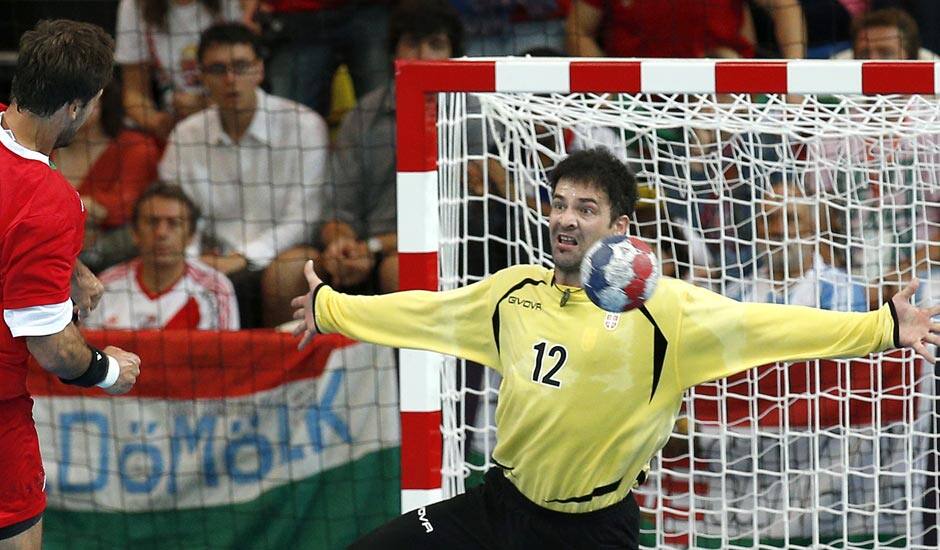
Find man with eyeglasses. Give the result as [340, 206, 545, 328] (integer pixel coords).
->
[159, 22, 328, 328]
[83, 184, 239, 330]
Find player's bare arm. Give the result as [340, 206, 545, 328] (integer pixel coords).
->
[70, 259, 103, 319]
[26, 324, 140, 394]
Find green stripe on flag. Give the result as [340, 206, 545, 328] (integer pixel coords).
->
[43, 447, 400, 550]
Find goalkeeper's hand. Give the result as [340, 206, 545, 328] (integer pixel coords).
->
[891, 278, 940, 363]
[291, 260, 323, 350]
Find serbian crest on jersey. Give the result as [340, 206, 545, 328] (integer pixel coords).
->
[604, 313, 620, 330]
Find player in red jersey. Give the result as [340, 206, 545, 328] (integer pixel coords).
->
[0, 20, 141, 549]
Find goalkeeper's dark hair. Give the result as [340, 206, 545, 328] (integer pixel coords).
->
[132, 183, 202, 236]
[11, 19, 114, 117]
[549, 148, 638, 221]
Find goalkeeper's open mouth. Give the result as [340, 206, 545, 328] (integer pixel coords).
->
[555, 234, 579, 253]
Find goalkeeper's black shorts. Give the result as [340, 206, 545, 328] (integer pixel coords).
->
[349, 468, 640, 549]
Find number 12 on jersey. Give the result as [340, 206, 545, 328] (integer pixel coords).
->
[532, 342, 568, 388]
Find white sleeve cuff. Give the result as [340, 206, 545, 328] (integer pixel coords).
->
[96, 355, 120, 389]
[4, 299, 73, 337]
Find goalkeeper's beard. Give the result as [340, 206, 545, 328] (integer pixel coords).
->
[553, 253, 582, 276]
[551, 242, 584, 281]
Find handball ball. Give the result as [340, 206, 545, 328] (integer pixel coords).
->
[580, 235, 659, 313]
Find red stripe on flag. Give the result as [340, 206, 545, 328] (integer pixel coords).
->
[862, 62, 935, 94]
[399, 251, 438, 291]
[396, 61, 495, 172]
[27, 330, 357, 400]
[400, 410, 442, 490]
[715, 61, 788, 94]
[570, 61, 641, 93]
[691, 352, 914, 428]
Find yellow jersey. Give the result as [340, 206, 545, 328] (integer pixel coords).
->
[315, 265, 897, 513]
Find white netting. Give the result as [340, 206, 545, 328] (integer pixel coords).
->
[437, 90, 940, 548]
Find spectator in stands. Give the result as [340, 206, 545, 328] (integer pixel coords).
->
[657, 108, 784, 280]
[805, 10, 940, 284]
[116, 0, 243, 139]
[84, 184, 239, 330]
[52, 78, 161, 273]
[240, 0, 389, 118]
[565, 0, 805, 59]
[322, 0, 463, 295]
[714, 181, 898, 539]
[729, 182, 868, 312]
[159, 23, 328, 327]
[831, 6, 937, 60]
[453, 0, 569, 56]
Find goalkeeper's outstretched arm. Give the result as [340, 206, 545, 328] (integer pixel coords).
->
[675, 278, 940, 389]
[291, 260, 501, 369]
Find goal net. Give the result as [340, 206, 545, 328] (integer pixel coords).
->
[397, 59, 940, 549]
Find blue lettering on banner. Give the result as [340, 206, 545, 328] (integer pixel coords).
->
[49, 367, 364, 497]
[168, 414, 218, 494]
[225, 415, 274, 483]
[58, 411, 110, 493]
[278, 404, 305, 465]
[120, 422, 164, 493]
[305, 369, 352, 452]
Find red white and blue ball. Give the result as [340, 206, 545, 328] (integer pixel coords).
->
[580, 235, 659, 313]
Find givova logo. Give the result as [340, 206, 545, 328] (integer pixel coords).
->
[508, 296, 541, 311]
[417, 506, 433, 533]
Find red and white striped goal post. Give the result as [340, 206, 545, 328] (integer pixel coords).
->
[393, 57, 940, 513]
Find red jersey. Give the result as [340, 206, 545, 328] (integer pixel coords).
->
[0, 106, 86, 401]
[581, 0, 754, 59]
[66, 129, 159, 229]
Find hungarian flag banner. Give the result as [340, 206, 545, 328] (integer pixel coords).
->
[28, 330, 400, 549]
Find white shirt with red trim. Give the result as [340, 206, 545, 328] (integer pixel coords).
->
[84, 258, 239, 330]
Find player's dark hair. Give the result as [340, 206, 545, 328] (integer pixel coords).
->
[549, 148, 638, 221]
[389, 0, 464, 58]
[133, 183, 202, 236]
[11, 19, 114, 117]
[197, 22, 264, 63]
[852, 8, 920, 60]
[141, 0, 221, 31]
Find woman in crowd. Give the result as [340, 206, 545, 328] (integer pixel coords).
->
[52, 78, 161, 272]
[115, 0, 243, 138]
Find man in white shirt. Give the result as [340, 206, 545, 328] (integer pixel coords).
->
[159, 23, 328, 328]
[84, 185, 239, 331]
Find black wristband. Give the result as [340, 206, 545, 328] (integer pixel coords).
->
[886, 299, 902, 348]
[60, 346, 110, 387]
[311, 283, 325, 334]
